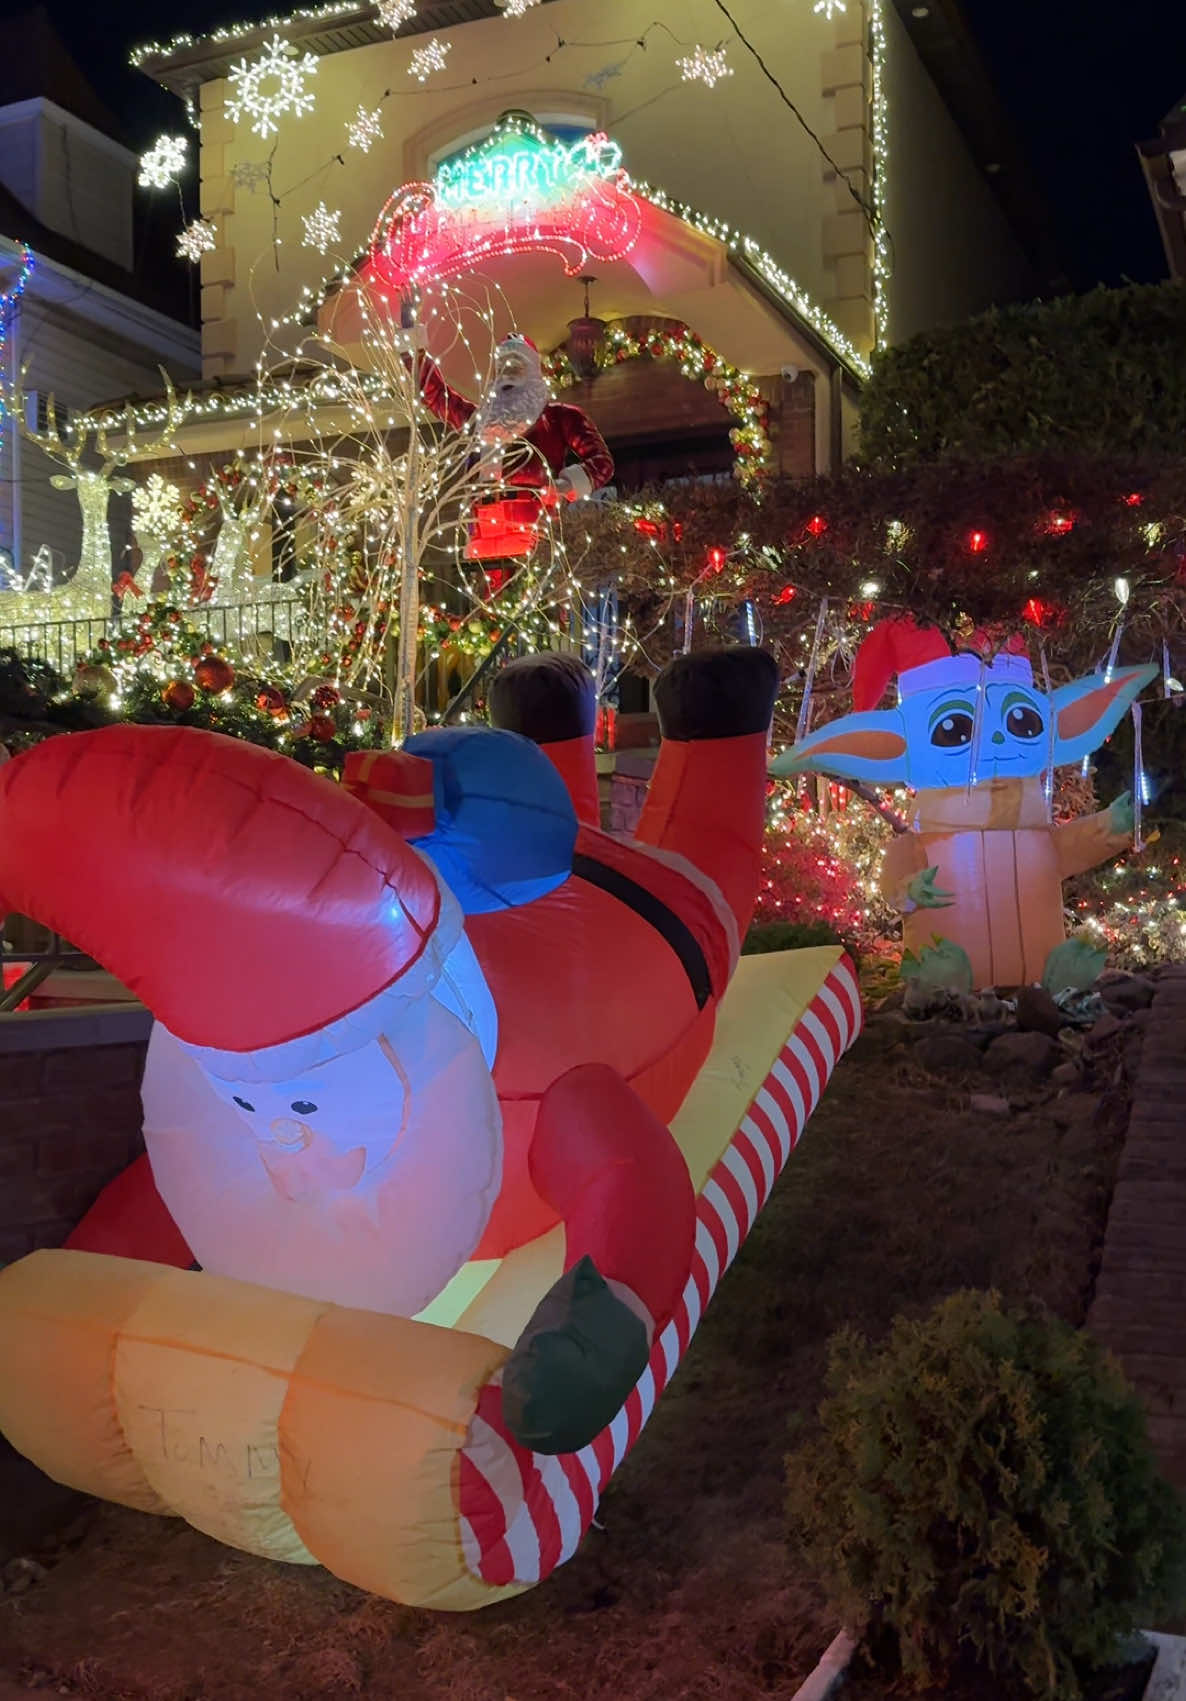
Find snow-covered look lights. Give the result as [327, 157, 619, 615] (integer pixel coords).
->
[408, 36, 450, 80]
[302, 201, 342, 254]
[677, 46, 733, 88]
[226, 34, 319, 138]
[138, 135, 188, 190]
[346, 104, 383, 153]
[367, 117, 643, 293]
[375, 0, 416, 30]
[176, 218, 218, 262]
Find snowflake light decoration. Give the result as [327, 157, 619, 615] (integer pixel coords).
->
[302, 201, 342, 254]
[176, 218, 218, 262]
[677, 45, 733, 88]
[408, 37, 450, 80]
[229, 159, 271, 193]
[132, 473, 184, 542]
[502, 0, 542, 15]
[138, 135, 188, 189]
[376, 0, 416, 29]
[347, 104, 384, 152]
[813, 0, 847, 16]
[226, 34, 319, 139]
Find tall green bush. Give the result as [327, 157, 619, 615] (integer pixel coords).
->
[786, 1291, 1186, 1700]
[861, 283, 1186, 467]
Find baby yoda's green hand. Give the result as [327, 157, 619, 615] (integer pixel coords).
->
[1109, 790, 1134, 837]
[906, 866, 956, 910]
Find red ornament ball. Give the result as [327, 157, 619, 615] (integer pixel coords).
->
[255, 684, 288, 718]
[310, 684, 340, 711]
[163, 679, 195, 713]
[193, 656, 235, 695]
[308, 714, 337, 743]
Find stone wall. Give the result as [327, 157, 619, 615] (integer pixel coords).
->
[0, 1006, 151, 1266]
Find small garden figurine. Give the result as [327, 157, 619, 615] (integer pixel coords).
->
[772, 617, 1155, 990]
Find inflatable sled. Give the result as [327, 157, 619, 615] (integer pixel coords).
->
[0, 648, 859, 1608]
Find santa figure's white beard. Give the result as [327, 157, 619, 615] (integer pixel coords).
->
[476, 373, 550, 445]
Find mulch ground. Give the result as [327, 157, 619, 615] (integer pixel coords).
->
[0, 1008, 1137, 1701]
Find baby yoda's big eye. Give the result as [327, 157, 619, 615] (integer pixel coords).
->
[931, 712, 974, 749]
[233, 1096, 256, 1113]
[291, 1100, 318, 1116]
[1006, 704, 1045, 740]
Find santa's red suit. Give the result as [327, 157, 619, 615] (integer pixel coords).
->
[418, 334, 614, 504]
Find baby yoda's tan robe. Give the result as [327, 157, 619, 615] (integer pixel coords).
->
[881, 775, 1129, 990]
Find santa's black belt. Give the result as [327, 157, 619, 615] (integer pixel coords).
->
[570, 852, 712, 1011]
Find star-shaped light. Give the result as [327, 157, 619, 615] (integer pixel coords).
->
[176, 218, 218, 263]
[408, 36, 450, 80]
[139, 135, 188, 189]
[132, 473, 184, 542]
[676, 45, 733, 88]
[347, 104, 384, 152]
[226, 34, 319, 139]
[376, 0, 416, 29]
[502, 0, 542, 15]
[814, 0, 847, 16]
[302, 201, 342, 254]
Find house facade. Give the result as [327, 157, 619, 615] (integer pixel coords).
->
[120, 0, 1044, 490]
[1138, 94, 1186, 279]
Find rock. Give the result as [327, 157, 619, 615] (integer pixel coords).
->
[914, 1034, 985, 1076]
[1085, 1012, 1130, 1047]
[1100, 973, 1157, 1013]
[2, 1556, 46, 1595]
[847, 1021, 907, 1063]
[1016, 985, 1065, 1038]
[1050, 1093, 1101, 1129]
[983, 1031, 1060, 1079]
[970, 1094, 1011, 1116]
[962, 1023, 1012, 1051]
[1051, 1060, 1082, 1088]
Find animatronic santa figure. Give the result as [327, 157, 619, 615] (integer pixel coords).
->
[406, 307, 613, 556]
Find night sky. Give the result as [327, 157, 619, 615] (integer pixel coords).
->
[8, 0, 1185, 294]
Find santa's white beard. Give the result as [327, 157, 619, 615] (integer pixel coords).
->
[476, 372, 550, 445]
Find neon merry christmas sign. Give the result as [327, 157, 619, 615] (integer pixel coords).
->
[367, 118, 643, 291]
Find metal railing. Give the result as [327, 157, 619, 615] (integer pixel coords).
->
[1, 916, 92, 1013]
[0, 597, 309, 676]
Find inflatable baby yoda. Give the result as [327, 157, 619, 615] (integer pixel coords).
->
[772, 617, 1156, 990]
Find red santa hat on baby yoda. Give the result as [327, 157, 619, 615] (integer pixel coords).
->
[852, 615, 1033, 712]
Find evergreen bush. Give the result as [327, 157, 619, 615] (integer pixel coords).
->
[786, 1291, 1186, 1699]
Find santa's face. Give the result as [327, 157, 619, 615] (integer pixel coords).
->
[479, 342, 550, 443]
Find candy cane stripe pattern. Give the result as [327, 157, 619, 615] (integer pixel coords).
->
[458, 954, 861, 1587]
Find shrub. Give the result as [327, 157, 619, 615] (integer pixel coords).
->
[859, 282, 1186, 468]
[743, 919, 851, 958]
[785, 1291, 1186, 1700]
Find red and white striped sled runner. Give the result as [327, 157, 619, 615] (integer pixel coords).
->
[458, 954, 862, 1589]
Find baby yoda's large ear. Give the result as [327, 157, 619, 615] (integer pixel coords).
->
[769, 710, 909, 784]
[1050, 662, 1157, 768]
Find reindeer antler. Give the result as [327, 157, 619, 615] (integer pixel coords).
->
[110, 370, 189, 472]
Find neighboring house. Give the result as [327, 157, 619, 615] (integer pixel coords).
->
[116, 0, 1051, 492]
[1138, 95, 1186, 279]
[0, 10, 199, 607]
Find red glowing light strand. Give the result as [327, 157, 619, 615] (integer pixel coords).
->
[366, 121, 643, 292]
[805, 514, 828, 538]
[967, 529, 989, 554]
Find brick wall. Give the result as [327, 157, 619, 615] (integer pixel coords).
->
[0, 1007, 151, 1266]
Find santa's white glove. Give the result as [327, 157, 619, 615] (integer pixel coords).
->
[552, 467, 593, 503]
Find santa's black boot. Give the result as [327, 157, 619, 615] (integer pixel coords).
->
[490, 653, 600, 825]
[634, 647, 779, 935]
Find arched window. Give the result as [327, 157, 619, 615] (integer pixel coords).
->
[428, 114, 597, 177]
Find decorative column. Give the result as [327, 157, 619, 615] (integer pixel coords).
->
[819, 0, 877, 359]
[198, 81, 239, 382]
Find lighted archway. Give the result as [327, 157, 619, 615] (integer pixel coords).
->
[543, 320, 773, 487]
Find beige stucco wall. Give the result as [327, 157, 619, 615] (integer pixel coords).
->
[197, 0, 871, 381]
[881, 3, 1035, 345]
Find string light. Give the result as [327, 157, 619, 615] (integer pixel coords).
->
[676, 46, 733, 88]
[375, 0, 416, 29]
[226, 35, 319, 138]
[501, 0, 542, 14]
[407, 37, 450, 80]
[813, 0, 847, 16]
[301, 201, 342, 254]
[138, 135, 188, 190]
[346, 104, 384, 152]
[0, 246, 34, 485]
[176, 218, 218, 262]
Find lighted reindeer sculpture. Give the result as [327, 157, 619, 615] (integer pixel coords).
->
[772, 617, 1157, 990]
[0, 379, 184, 627]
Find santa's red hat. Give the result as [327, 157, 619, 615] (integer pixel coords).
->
[0, 726, 450, 1055]
[853, 616, 1033, 711]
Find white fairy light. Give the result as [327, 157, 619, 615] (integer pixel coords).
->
[502, 0, 542, 15]
[176, 218, 218, 262]
[301, 201, 342, 254]
[676, 46, 733, 88]
[229, 159, 271, 193]
[138, 135, 188, 189]
[814, 0, 847, 17]
[226, 34, 319, 139]
[408, 36, 450, 80]
[1115, 577, 1131, 606]
[346, 104, 384, 152]
[376, 0, 416, 28]
[132, 473, 184, 542]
